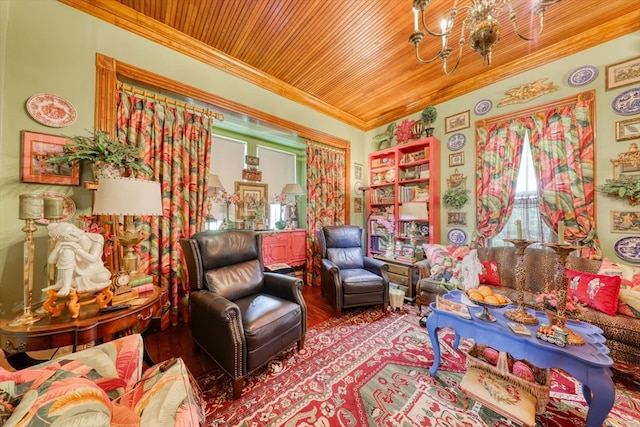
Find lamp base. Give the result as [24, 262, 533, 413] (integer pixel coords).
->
[9, 310, 44, 327]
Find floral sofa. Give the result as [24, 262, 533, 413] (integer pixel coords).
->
[416, 244, 640, 365]
[0, 334, 204, 426]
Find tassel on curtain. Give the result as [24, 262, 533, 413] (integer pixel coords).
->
[304, 140, 346, 286]
[116, 85, 220, 326]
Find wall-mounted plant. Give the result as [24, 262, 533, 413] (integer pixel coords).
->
[597, 175, 640, 206]
[442, 188, 470, 210]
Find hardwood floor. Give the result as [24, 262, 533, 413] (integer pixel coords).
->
[144, 285, 334, 377]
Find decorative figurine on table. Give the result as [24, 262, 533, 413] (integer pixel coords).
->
[43, 222, 113, 318]
[459, 250, 483, 291]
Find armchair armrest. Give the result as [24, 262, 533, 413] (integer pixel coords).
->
[414, 259, 431, 280]
[189, 290, 245, 379]
[363, 256, 389, 278]
[263, 272, 307, 334]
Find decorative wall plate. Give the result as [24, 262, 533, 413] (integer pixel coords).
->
[612, 88, 640, 115]
[567, 66, 598, 87]
[447, 133, 466, 151]
[474, 99, 492, 115]
[614, 236, 640, 263]
[447, 228, 467, 245]
[35, 192, 76, 225]
[26, 93, 77, 127]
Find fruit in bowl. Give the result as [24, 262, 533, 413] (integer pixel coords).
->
[467, 285, 508, 306]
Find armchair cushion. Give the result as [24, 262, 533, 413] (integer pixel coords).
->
[341, 269, 385, 294]
[238, 294, 302, 350]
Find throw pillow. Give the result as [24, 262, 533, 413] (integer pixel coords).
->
[0, 382, 21, 427]
[423, 244, 456, 280]
[479, 260, 501, 286]
[566, 269, 621, 316]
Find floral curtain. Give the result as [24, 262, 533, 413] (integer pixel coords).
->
[473, 119, 531, 246]
[116, 89, 213, 326]
[530, 101, 599, 256]
[305, 142, 346, 286]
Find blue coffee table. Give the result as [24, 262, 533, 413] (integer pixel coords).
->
[427, 290, 614, 427]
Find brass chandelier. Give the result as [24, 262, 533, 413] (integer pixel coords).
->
[409, 0, 562, 74]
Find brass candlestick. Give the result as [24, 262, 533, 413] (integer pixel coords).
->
[503, 239, 538, 325]
[10, 219, 45, 326]
[542, 243, 585, 345]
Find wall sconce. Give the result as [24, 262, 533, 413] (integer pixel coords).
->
[92, 178, 163, 277]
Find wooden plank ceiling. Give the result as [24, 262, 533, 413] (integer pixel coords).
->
[61, 0, 639, 131]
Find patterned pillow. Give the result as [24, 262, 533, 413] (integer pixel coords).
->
[479, 260, 501, 286]
[423, 244, 456, 280]
[0, 382, 21, 427]
[566, 269, 621, 316]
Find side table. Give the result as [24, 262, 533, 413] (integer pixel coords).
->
[0, 286, 163, 369]
[373, 254, 419, 301]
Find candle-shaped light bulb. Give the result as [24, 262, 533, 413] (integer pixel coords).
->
[413, 8, 419, 31]
[440, 19, 448, 48]
[558, 220, 565, 245]
[515, 220, 522, 240]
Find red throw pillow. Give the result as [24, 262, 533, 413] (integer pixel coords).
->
[566, 269, 621, 316]
[479, 260, 501, 286]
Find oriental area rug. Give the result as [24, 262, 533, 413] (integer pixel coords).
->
[197, 306, 640, 427]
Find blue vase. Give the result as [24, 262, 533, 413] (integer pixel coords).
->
[275, 220, 287, 230]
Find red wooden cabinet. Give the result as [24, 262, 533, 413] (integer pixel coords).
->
[261, 229, 306, 267]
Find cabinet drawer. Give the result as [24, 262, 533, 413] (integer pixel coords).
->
[388, 263, 411, 275]
[388, 272, 409, 286]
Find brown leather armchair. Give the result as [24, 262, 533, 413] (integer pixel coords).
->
[180, 230, 306, 399]
[317, 225, 390, 317]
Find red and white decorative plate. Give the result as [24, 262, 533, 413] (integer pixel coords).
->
[26, 93, 77, 127]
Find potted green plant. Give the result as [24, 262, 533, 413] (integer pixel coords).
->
[596, 175, 640, 206]
[421, 106, 438, 137]
[47, 129, 152, 179]
[443, 188, 470, 210]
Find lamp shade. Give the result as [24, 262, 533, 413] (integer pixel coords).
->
[282, 183, 305, 195]
[399, 202, 428, 220]
[93, 177, 163, 216]
[208, 174, 224, 190]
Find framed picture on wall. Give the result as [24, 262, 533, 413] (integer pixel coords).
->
[354, 163, 363, 180]
[354, 197, 363, 213]
[21, 131, 80, 186]
[235, 181, 268, 219]
[615, 117, 640, 141]
[606, 55, 640, 90]
[445, 110, 470, 133]
[611, 211, 640, 233]
[449, 152, 465, 167]
[447, 212, 467, 226]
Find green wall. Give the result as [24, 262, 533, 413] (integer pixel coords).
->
[367, 32, 640, 263]
[0, 0, 366, 314]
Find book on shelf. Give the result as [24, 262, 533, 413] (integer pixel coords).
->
[436, 295, 471, 319]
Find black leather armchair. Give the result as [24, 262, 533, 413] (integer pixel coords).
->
[317, 225, 389, 317]
[180, 230, 306, 399]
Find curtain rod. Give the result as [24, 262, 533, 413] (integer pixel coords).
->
[303, 138, 346, 154]
[118, 82, 225, 122]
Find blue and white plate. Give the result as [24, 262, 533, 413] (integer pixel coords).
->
[474, 99, 492, 116]
[567, 66, 598, 87]
[614, 236, 640, 263]
[447, 228, 467, 245]
[447, 133, 466, 151]
[612, 87, 640, 115]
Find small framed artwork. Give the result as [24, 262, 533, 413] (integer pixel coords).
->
[616, 117, 640, 141]
[606, 55, 640, 91]
[447, 212, 467, 226]
[449, 152, 465, 167]
[21, 131, 80, 186]
[611, 211, 640, 233]
[354, 197, 363, 213]
[235, 181, 268, 219]
[445, 110, 470, 133]
[354, 163, 363, 180]
[245, 155, 260, 167]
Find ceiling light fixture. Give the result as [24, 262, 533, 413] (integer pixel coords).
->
[409, 0, 561, 74]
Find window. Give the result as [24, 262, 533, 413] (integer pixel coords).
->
[490, 133, 553, 246]
[258, 146, 297, 229]
[210, 136, 247, 227]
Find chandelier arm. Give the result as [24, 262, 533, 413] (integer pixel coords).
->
[413, 44, 448, 65]
[508, 0, 559, 41]
[442, 37, 465, 75]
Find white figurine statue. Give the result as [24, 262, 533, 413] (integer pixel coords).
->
[460, 249, 483, 291]
[45, 222, 111, 296]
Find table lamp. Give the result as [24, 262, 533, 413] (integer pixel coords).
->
[92, 177, 163, 276]
[282, 183, 305, 229]
[399, 201, 428, 248]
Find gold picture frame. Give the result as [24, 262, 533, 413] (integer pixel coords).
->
[606, 55, 640, 90]
[21, 131, 80, 186]
[616, 117, 640, 142]
[445, 110, 470, 133]
[611, 211, 640, 234]
[235, 181, 268, 220]
[449, 152, 465, 167]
